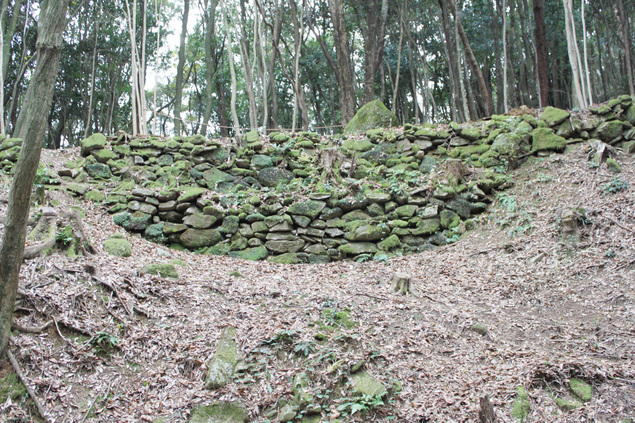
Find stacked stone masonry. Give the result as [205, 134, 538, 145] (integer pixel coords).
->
[2, 96, 633, 263]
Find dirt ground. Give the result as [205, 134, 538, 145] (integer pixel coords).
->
[0, 143, 634, 422]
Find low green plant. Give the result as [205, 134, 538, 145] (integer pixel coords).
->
[293, 341, 316, 356]
[602, 178, 628, 194]
[55, 225, 74, 247]
[337, 394, 385, 416]
[89, 331, 119, 353]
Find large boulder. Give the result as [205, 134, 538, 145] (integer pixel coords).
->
[344, 100, 399, 134]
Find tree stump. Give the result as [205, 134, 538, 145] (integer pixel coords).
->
[478, 394, 497, 423]
[391, 272, 411, 295]
[23, 208, 95, 259]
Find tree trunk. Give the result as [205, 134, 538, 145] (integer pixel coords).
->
[220, 0, 240, 137]
[173, 0, 189, 136]
[438, 0, 462, 121]
[616, 0, 634, 96]
[447, 0, 494, 117]
[235, 0, 257, 131]
[2, 0, 23, 81]
[361, 0, 389, 104]
[0, 0, 69, 357]
[563, 0, 586, 108]
[502, 0, 508, 112]
[532, 0, 549, 107]
[202, 0, 219, 136]
[328, 0, 356, 126]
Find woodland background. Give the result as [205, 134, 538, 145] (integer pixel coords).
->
[0, 0, 634, 145]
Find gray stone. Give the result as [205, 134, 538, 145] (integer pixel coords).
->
[205, 326, 240, 390]
[344, 100, 400, 134]
[180, 229, 222, 248]
[189, 401, 249, 423]
[183, 213, 217, 229]
[344, 224, 390, 242]
[256, 167, 294, 188]
[265, 239, 305, 253]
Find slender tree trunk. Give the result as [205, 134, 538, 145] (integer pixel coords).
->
[0, 0, 69, 357]
[438, 0, 462, 121]
[220, 0, 240, 137]
[84, 19, 99, 138]
[361, 0, 389, 104]
[2, 0, 23, 81]
[533, 0, 549, 107]
[328, 0, 356, 126]
[616, 0, 634, 96]
[563, 0, 586, 108]
[173, 0, 189, 136]
[237, 0, 257, 130]
[391, 9, 404, 116]
[447, 0, 494, 116]
[202, 0, 219, 136]
[502, 0, 508, 112]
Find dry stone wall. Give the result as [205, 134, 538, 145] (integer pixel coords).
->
[2, 96, 634, 263]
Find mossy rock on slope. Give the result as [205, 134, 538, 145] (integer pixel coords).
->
[80, 133, 107, 156]
[531, 128, 567, 152]
[344, 100, 400, 134]
[103, 235, 132, 257]
[540, 106, 570, 127]
[189, 401, 249, 423]
[205, 326, 240, 389]
[511, 386, 530, 422]
[140, 263, 178, 278]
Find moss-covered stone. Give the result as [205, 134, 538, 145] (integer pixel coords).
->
[607, 158, 621, 173]
[180, 229, 222, 249]
[412, 218, 440, 236]
[229, 245, 268, 260]
[144, 223, 168, 243]
[555, 397, 580, 411]
[81, 133, 107, 156]
[511, 386, 530, 422]
[256, 167, 293, 187]
[113, 211, 152, 232]
[103, 236, 132, 257]
[569, 378, 592, 402]
[205, 326, 240, 389]
[251, 154, 274, 170]
[288, 200, 326, 219]
[540, 106, 570, 127]
[342, 138, 373, 152]
[344, 100, 399, 134]
[351, 370, 386, 397]
[339, 242, 378, 255]
[344, 224, 390, 242]
[596, 120, 624, 142]
[85, 190, 105, 202]
[140, 263, 178, 278]
[267, 252, 308, 264]
[531, 128, 567, 152]
[378, 234, 400, 251]
[440, 209, 461, 229]
[84, 163, 112, 179]
[189, 401, 249, 423]
[177, 187, 206, 203]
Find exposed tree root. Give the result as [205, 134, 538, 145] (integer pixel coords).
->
[7, 349, 51, 423]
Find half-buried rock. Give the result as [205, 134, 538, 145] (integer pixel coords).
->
[205, 326, 240, 389]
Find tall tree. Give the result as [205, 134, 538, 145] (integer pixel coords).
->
[0, 0, 69, 357]
[359, 0, 389, 104]
[173, 0, 190, 136]
[327, 0, 356, 126]
[533, 0, 549, 107]
[616, 0, 634, 96]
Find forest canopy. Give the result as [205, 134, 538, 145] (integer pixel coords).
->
[0, 0, 633, 146]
